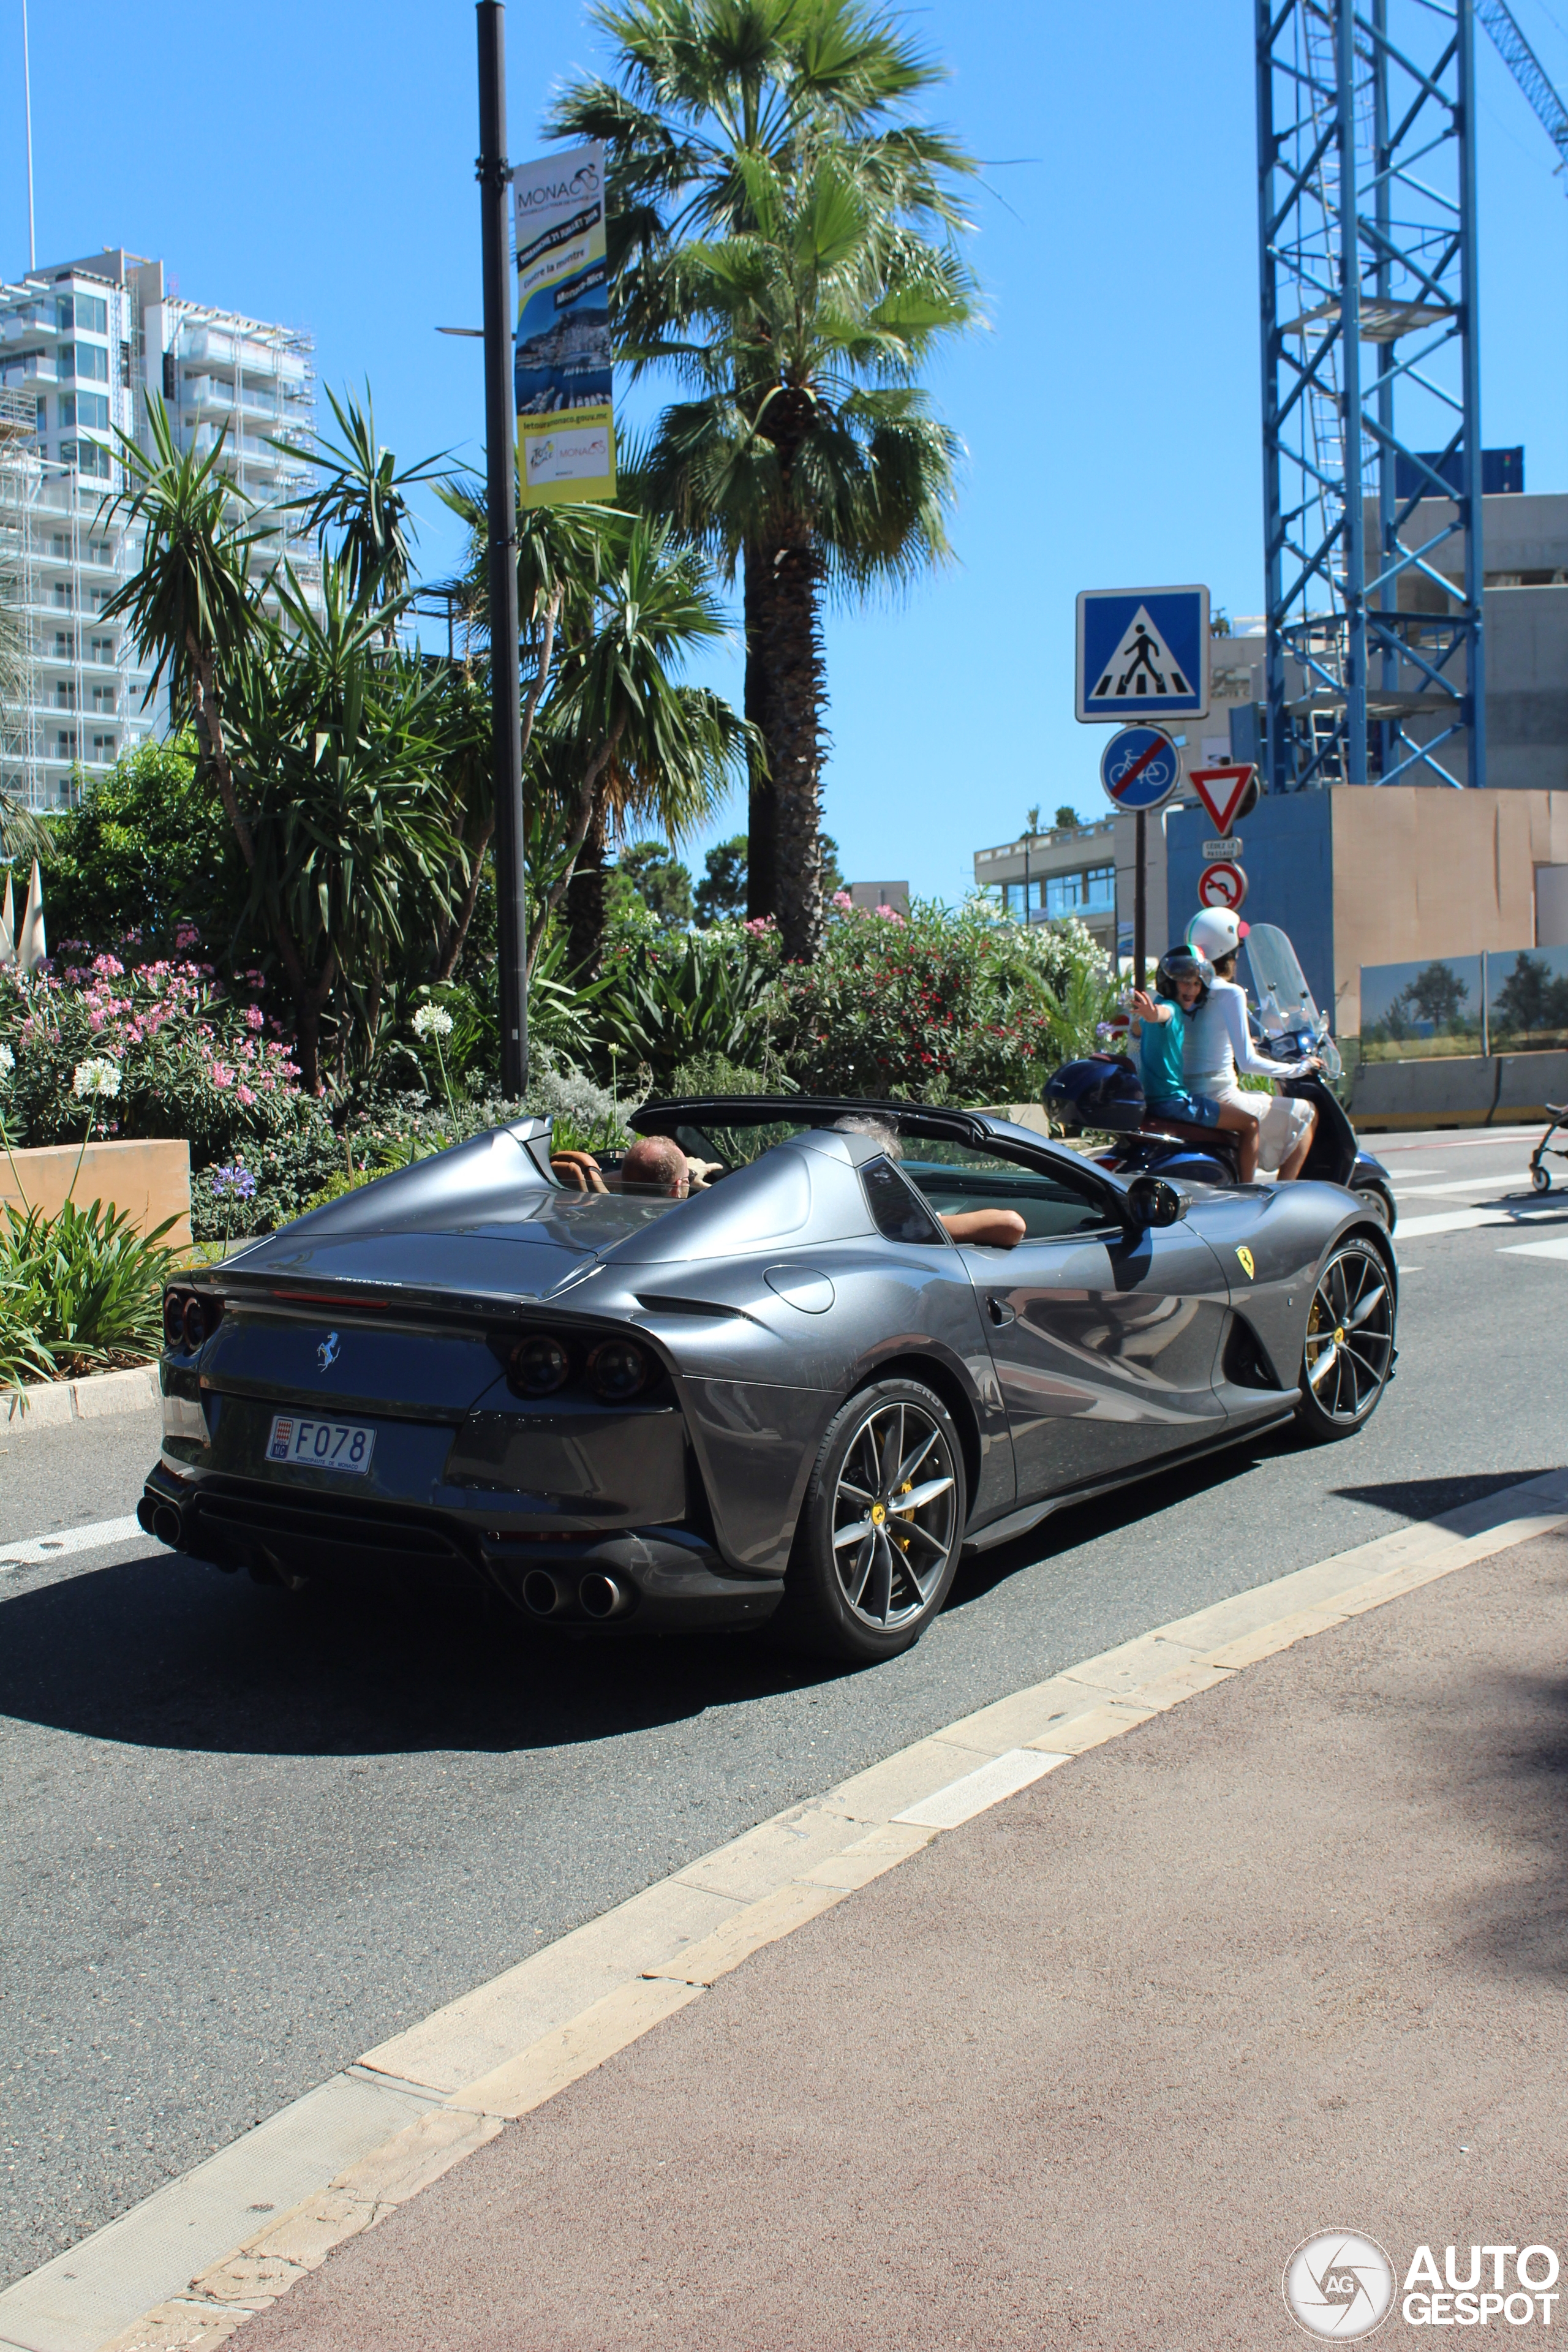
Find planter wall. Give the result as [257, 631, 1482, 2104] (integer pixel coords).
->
[1, 1137, 192, 1245]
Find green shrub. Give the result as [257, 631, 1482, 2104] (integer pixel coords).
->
[29, 739, 240, 955]
[660, 1054, 783, 1099]
[0, 1197, 178, 1387]
[1, 954, 303, 1169]
[772, 900, 1117, 1102]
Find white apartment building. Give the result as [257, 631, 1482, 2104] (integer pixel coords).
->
[0, 247, 316, 810]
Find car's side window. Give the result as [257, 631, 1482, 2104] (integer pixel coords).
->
[902, 1144, 1115, 1243]
[860, 1156, 949, 1246]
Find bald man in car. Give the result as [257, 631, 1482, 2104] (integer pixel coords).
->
[550, 1134, 710, 1197]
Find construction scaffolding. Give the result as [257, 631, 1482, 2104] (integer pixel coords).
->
[1256, 0, 1485, 790]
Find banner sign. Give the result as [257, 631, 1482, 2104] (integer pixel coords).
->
[512, 141, 616, 507]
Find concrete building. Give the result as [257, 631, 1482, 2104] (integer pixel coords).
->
[0, 248, 315, 810]
[1166, 787, 1568, 1036]
[971, 818, 1118, 957]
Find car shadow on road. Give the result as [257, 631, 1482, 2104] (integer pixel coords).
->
[1330, 1469, 1558, 1524]
[0, 1548, 848, 1760]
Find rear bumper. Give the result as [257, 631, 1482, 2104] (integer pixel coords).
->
[139, 1463, 783, 1632]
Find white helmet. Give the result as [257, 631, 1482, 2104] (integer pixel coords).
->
[1187, 907, 1248, 962]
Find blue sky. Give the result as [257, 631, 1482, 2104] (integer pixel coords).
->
[7, 0, 1568, 902]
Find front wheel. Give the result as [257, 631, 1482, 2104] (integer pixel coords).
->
[1531, 1163, 1552, 1196]
[1295, 1237, 1396, 1444]
[775, 1380, 967, 1664]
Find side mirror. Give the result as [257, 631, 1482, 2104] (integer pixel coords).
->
[1124, 1173, 1188, 1230]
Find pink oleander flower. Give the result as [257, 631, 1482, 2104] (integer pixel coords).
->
[210, 1062, 234, 1088]
[831, 891, 854, 910]
[243, 1006, 265, 1029]
[236, 1084, 255, 1106]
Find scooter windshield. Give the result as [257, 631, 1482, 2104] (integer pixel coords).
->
[1245, 924, 1321, 1036]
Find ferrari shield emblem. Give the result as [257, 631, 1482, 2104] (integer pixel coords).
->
[1235, 1246, 1256, 1280]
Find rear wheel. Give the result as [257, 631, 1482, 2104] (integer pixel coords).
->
[775, 1380, 967, 1664]
[1295, 1238, 1396, 1443]
[1531, 1163, 1552, 1196]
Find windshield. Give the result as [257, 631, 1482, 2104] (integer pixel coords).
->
[1245, 924, 1322, 1035]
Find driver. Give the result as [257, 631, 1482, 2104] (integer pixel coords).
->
[550, 1136, 722, 1196]
[1183, 909, 1318, 1182]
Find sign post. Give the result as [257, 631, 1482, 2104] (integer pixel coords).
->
[1077, 586, 1209, 992]
[477, 2, 526, 1098]
[1099, 726, 1182, 989]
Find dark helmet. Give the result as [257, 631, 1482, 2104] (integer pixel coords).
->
[1043, 1054, 1146, 1134]
[1155, 944, 1215, 1004]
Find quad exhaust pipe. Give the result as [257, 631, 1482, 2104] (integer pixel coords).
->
[519, 1567, 632, 1621]
[578, 1572, 629, 1620]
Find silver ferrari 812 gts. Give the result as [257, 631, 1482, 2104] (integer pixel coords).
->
[141, 1098, 1396, 1660]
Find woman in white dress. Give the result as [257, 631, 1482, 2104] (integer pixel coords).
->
[1182, 913, 1319, 1180]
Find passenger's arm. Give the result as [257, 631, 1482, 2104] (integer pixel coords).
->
[940, 1208, 1026, 1248]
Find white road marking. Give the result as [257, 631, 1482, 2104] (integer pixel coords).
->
[1391, 1173, 1527, 1200]
[1390, 1204, 1568, 1241]
[0, 1513, 145, 1574]
[1498, 1237, 1568, 1262]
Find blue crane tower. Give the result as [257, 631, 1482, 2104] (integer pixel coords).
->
[1256, 0, 1486, 792]
[1476, 1, 1568, 174]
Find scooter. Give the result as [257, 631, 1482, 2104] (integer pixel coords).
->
[1045, 924, 1398, 1232]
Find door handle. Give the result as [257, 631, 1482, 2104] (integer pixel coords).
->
[987, 1295, 1016, 1327]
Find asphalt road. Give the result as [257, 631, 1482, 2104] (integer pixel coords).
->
[2, 1123, 1565, 2288]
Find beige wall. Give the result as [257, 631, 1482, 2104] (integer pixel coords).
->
[1, 1137, 192, 1247]
[1331, 788, 1568, 1034]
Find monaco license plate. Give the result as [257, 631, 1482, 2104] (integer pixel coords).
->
[266, 1414, 376, 1476]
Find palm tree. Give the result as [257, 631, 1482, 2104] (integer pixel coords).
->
[441, 486, 748, 979]
[550, 0, 978, 957]
[104, 396, 266, 865]
[526, 513, 750, 979]
[634, 147, 970, 955]
[279, 382, 452, 614]
[227, 562, 459, 1090]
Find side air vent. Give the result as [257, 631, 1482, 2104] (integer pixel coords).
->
[1222, 1313, 1285, 1393]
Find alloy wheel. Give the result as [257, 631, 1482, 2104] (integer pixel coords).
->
[1304, 1243, 1395, 1425]
[831, 1399, 958, 1630]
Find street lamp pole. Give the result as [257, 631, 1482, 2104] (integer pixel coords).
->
[477, 1, 527, 1097]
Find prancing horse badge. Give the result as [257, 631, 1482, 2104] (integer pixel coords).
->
[1235, 1246, 1255, 1280]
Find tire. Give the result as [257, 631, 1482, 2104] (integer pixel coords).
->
[1531, 1164, 1551, 1196]
[1352, 1184, 1394, 1232]
[1294, 1237, 1396, 1444]
[774, 1379, 968, 1664]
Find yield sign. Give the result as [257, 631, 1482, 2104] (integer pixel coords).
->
[1189, 763, 1257, 836]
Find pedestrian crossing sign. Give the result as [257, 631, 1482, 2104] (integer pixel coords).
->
[1076, 585, 1209, 722]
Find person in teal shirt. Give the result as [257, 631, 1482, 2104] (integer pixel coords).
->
[1128, 945, 1260, 1180]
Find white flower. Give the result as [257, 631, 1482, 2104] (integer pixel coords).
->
[0, 1042, 13, 1076]
[72, 1056, 121, 1100]
[413, 1004, 454, 1041]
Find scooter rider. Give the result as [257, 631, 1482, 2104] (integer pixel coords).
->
[1183, 908, 1319, 1181]
[1129, 946, 1262, 1183]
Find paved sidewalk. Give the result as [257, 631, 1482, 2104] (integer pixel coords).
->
[239, 1532, 1568, 2350]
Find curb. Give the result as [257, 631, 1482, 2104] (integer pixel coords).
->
[6, 1469, 1566, 2352]
[1, 1364, 160, 1436]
